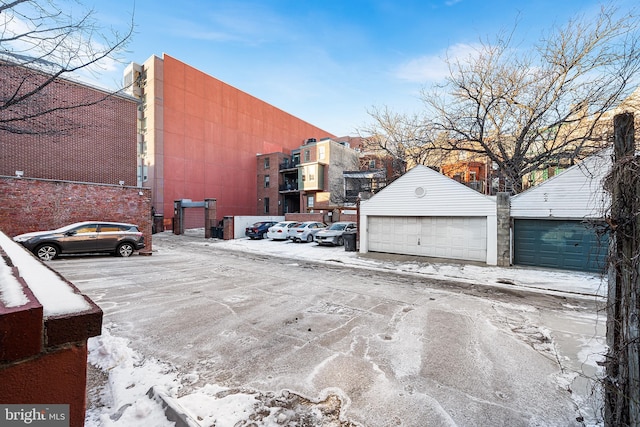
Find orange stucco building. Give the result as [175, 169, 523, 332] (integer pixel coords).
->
[125, 54, 335, 225]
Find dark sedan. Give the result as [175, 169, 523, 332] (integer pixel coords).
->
[245, 221, 278, 239]
[13, 221, 145, 261]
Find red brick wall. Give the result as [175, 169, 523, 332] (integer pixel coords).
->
[256, 153, 287, 215]
[0, 344, 90, 427]
[0, 62, 138, 186]
[0, 177, 152, 250]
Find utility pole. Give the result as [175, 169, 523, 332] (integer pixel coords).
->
[604, 112, 639, 427]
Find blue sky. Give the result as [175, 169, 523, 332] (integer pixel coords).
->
[85, 0, 633, 136]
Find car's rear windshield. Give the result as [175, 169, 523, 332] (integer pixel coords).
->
[328, 223, 348, 230]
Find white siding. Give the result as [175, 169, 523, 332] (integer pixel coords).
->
[511, 152, 610, 219]
[360, 165, 496, 217]
[359, 165, 498, 265]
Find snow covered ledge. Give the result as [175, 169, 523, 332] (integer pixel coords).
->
[0, 231, 102, 427]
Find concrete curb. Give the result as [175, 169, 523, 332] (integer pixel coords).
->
[147, 386, 200, 427]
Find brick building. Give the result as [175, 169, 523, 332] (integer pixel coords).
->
[256, 138, 360, 215]
[124, 54, 336, 226]
[0, 60, 150, 248]
[0, 60, 138, 185]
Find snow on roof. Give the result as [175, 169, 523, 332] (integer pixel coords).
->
[0, 232, 91, 316]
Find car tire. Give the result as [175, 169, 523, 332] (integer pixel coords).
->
[262, 232, 268, 239]
[337, 236, 344, 246]
[116, 242, 134, 257]
[306, 234, 314, 243]
[35, 244, 59, 261]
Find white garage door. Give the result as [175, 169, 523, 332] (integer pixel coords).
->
[368, 216, 487, 262]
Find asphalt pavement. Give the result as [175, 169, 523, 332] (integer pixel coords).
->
[51, 231, 606, 426]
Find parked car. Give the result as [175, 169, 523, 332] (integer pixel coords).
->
[13, 221, 145, 261]
[315, 222, 357, 246]
[245, 221, 278, 239]
[287, 221, 327, 243]
[266, 221, 299, 240]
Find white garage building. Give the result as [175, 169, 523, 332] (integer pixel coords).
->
[359, 165, 498, 265]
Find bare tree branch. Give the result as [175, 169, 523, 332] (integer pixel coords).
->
[360, 5, 640, 194]
[0, 0, 135, 134]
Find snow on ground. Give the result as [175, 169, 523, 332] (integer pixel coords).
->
[85, 230, 608, 426]
[198, 230, 607, 299]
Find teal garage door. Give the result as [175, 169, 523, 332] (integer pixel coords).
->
[513, 219, 608, 273]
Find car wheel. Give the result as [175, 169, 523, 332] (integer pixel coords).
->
[116, 242, 134, 257]
[35, 244, 58, 261]
[262, 232, 268, 239]
[337, 236, 344, 246]
[306, 234, 314, 243]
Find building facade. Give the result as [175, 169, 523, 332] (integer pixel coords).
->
[0, 61, 138, 185]
[256, 138, 360, 215]
[125, 54, 336, 224]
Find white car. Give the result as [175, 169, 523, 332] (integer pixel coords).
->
[266, 221, 299, 240]
[287, 221, 327, 243]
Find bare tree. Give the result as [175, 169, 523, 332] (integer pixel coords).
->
[357, 105, 447, 182]
[0, 0, 134, 134]
[423, 5, 640, 193]
[360, 5, 640, 193]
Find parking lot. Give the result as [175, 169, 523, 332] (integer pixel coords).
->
[51, 231, 606, 426]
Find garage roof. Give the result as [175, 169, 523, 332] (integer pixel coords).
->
[360, 165, 496, 216]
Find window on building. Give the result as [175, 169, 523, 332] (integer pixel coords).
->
[319, 146, 325, 160]
[307, 195, 314, 208]
[304, 150, 310, 162]
[137, 165, 148, 182]
[264, 175, 270, 187]
[469, 171, 477, 182]
[368, 159, 376, 169]
[264, 158, 270, 169]
[264, 197, 270, 213]
[309, 170, 315, 182]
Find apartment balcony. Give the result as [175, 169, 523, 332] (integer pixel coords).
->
[463, 180, 486, 194]
[279, 160, 300, 171]
[344, 190, 360, 204]
[279, 182, 300, 193]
